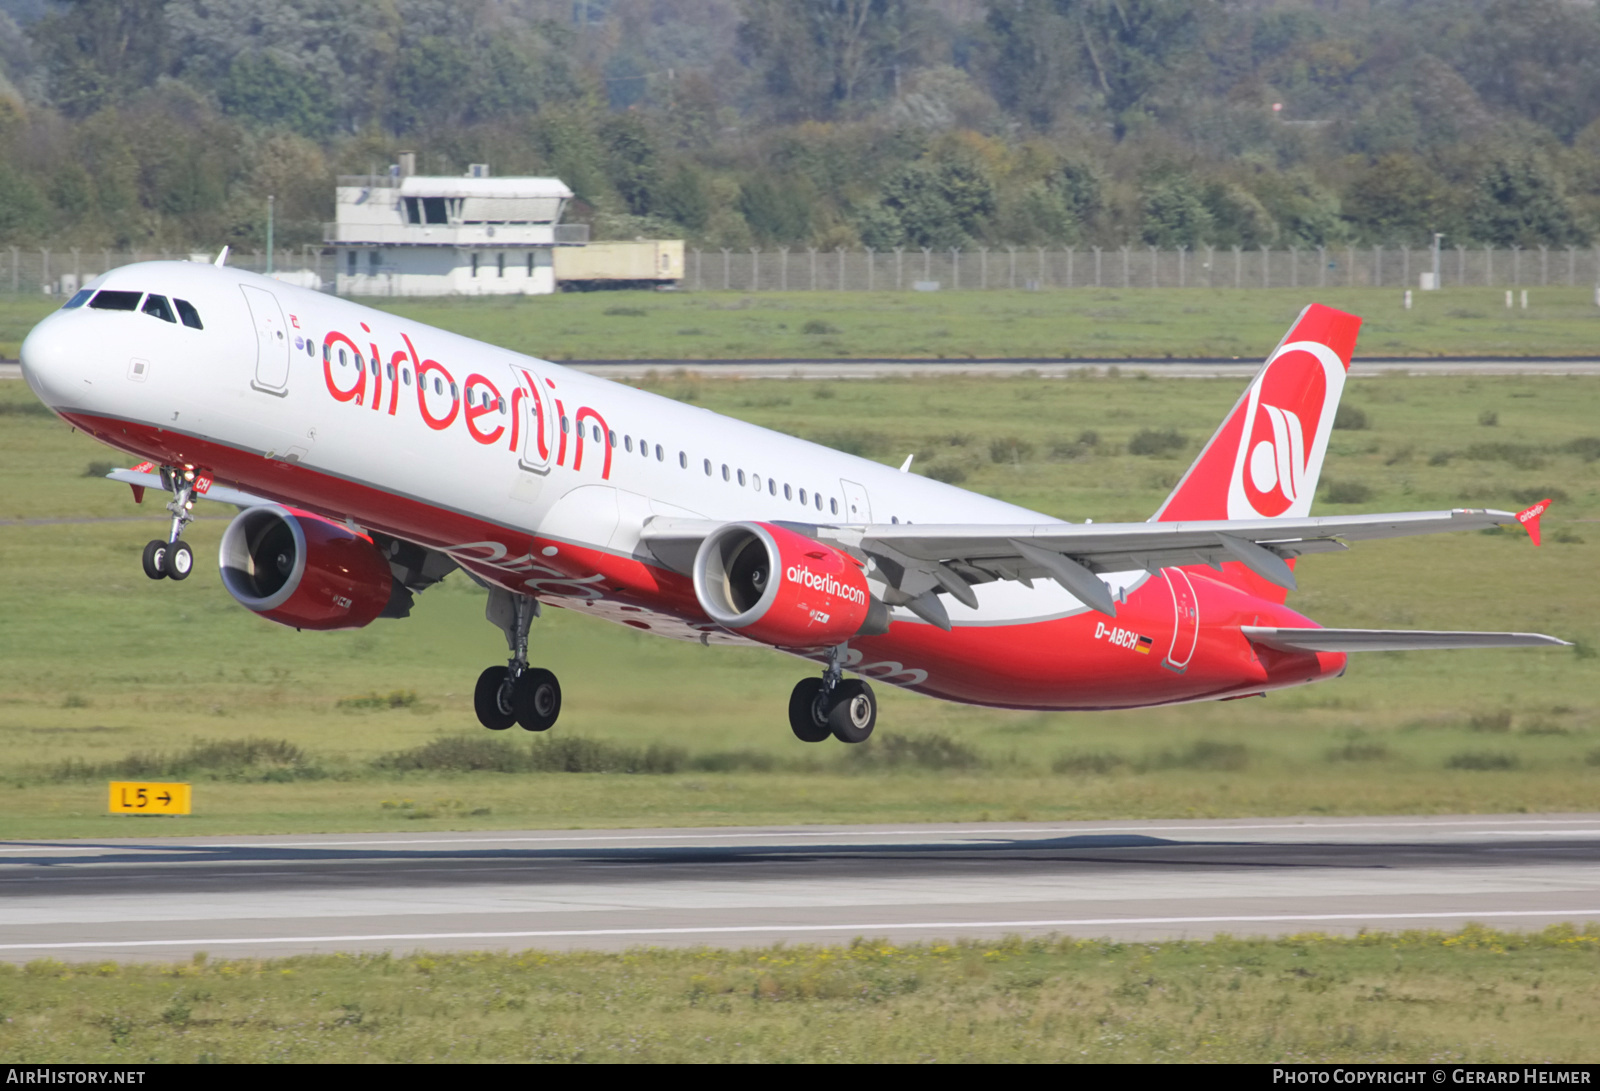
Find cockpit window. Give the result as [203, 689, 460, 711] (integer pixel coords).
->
[141, 294, 176, 323]
[174, 299, 203, 330]
[62, 289, 92, 309]
[89, 290, 142, 311]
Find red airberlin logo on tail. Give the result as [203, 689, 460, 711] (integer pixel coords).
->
[1227, 340, 1346, 519]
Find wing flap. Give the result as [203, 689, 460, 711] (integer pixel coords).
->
[1241, 627, 1569, 653]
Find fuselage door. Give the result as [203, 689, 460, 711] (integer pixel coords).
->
[840, 479, 872, 523]
[513, 365, 557, 474]
[1162, 568, 1200, 673]
[241, 285, 291, 395]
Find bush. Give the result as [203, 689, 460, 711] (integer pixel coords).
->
[989, 437, 1036, 463]
[1322, 480, 1373, 504]
[1326, 741, 1390, 762]
[1053, 750, 1128, 774]
[377, 736, 526, 773]
[845, 732, 982, 771]
[1127, 428, 1187, 456]
[1478, 409, 1499, 427]
[1142, 739, 1248, 771]
[1564, 437, 1600, 462]
[811, 429, 886, 457]
[922, 463, 967, 484]
[50, 738, 319, 781]
[602, 306, 648, 317]
[1333, 404, 1369, 430]
[1446, 750, 1519, 770]
[801, 319, 840, 335]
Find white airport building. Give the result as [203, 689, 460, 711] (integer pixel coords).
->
[325, 156, 588, 297]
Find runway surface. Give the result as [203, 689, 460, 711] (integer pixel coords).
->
[3, 815, 1599, 962]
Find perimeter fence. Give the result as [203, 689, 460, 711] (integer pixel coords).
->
[7, 243, 1600, 297]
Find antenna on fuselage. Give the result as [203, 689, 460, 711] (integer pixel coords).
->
[899, 454, 914, 473]
[213, 246, 230, 268]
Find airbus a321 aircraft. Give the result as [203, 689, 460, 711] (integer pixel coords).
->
[19, 258, 1565, 743]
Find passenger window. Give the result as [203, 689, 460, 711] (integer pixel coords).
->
[815, 493, 824, 510]
[434, 377, 444, 395]
[704, 459, 712, 476]
[737, 470, 746, 486]
[752, 474, 761, 490]
[305, 340, 315, 358]
[626, 436, 634, 452]
[338, 347, 348, 366]
[768, 479, 776, 495]
[141, 294, 177, 323]
[830, 498, 839, 515]
[799, 488, 807, 505]
[655, 444, 664, 461]
[784, 484, 792, 500]
[385, 363, 394, 381]
[89, 290, 142, 311]
[608, 430, 616, 447]
[560, 415, 569, 433]
[722, 464, 730, 481]
[679, 451, 687, 468]
[62, 289, 92, 309]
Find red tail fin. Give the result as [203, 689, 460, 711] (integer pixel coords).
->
[1154, 304, 1361, 523]
[1152, 304, 1362, 601]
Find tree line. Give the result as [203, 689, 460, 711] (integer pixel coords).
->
[0, 0, 1595, 255]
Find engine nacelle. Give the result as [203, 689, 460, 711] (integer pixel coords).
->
[219, 505, 393, 630]
[692, 521, 883, 647]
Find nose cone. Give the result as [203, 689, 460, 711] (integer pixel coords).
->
[19, 312, 84, 411]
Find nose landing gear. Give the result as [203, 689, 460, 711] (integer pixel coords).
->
[140, 464, 199, 581]
[788, 644, 877, 744]
[475, 589, 562, 732]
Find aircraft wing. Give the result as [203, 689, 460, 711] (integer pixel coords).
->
[1242, 627, 1569, 652]
[106, 467, 269, 508]
[642, 508, 1524, 629]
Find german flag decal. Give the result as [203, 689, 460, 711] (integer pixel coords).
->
[1136, 635, 1154, 655]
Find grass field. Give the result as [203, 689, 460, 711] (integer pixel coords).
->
[1, 364, 1596, 837]
[3, 927, 1598, 1062]
[6, 286, 1600, 362]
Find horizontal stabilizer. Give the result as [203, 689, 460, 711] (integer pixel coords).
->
[1241, 626, 1569, 653]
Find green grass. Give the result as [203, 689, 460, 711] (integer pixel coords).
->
[3, 927, 1599, 1062]
[1, 369, 1597, 836]
[9, 287, 1600, 363]
[370, 287, 1600, 360]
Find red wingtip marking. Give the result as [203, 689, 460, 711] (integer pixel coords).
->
[1516, 498, 1552, 547]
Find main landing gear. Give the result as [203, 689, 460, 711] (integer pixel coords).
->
[475, 590, 562, 732]
[140, 464, 198, 581]
[788, 644, 877, 744]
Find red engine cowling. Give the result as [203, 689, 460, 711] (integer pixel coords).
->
[219, 505, 393, 630]
[692, 521, 880, 647]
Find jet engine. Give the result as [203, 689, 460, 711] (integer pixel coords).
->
[219, 505, 395, 630]
[692, 521, 887, 647]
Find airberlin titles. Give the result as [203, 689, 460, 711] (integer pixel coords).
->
[314, 319, 612, 479]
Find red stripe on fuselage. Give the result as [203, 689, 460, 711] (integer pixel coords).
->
[61, 410, 1344, 711]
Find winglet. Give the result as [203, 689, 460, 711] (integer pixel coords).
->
[214, 246, 230, 268]
[1516, 498, 1552, 546]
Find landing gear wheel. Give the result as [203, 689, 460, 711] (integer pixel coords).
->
[141, 540, 169, 581]
[514, 668, 561, 732]
[164, 539, 194, 581]
[474, 666, 516, 731]
[787, 677, 831, 742]
[826, 679, 877, 744]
